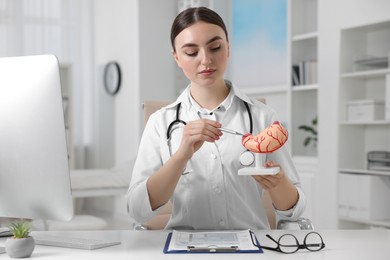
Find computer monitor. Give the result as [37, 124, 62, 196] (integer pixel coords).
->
[0, 54, 74, 222]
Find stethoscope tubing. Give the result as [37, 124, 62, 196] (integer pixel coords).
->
[166, 102, 187, 139]
[166, 100, 255, 167]
[166, 101, 253, 140]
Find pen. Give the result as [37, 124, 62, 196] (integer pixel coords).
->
[219, 127, 244, 136]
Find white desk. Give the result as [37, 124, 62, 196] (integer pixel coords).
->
[1, 229, 389, 259]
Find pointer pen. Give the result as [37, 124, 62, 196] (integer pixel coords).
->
[219, 127, 244, 136]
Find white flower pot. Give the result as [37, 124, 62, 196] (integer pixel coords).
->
[5, 236, 35, 258]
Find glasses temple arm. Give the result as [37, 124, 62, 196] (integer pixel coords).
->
[266, 234, 279, 244]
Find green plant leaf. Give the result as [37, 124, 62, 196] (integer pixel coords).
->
[298, 116, 318, 147]
[304, 137, 311, 146]
[312, 116, 318, 125]
[8, 220, 31, 238]
[298, 125, 317, 135]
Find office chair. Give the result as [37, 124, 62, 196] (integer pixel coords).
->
[135, 100, 313, 230]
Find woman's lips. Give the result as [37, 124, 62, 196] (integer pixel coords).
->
[199, 69, 216, 76]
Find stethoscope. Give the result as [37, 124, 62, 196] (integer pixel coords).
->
[166, 101, 257, 167]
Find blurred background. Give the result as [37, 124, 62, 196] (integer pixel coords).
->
[1, 0, 390, 231]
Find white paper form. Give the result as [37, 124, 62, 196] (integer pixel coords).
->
[167, 230, 259, 252]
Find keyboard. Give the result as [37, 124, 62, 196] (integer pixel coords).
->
[0, 227, 12, 237]
[0, 246, 5, 254]
[34, 234, 121, 250]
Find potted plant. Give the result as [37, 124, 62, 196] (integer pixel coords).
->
[298, 116, 318, 147]
[5, 220, 35, 258]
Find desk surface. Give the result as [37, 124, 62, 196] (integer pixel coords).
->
[1, 229, 389, 259]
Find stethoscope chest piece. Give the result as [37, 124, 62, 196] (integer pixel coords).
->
[239, 150, 254, 166]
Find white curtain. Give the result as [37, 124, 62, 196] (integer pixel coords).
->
[0, 0, 94, 168]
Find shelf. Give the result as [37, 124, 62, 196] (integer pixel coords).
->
[340, 68, 390, 79]
[339, 168, 390, 177]
[354, 57, 388, 67]
[292, 31, 318, 41]
[339, 120, 390, 126]
[339, 216, 390, 228]
[369, 158, 390, 163]
[242, 85, 288, 95]
[342, 19, 390, 33]
[288, 0, 318, 228]
[337, 16, 390, 230]
[292, 84, 318, 92]
[289, 0, 319, 160]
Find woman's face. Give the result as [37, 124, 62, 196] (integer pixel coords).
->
[173, 21, 229, 88]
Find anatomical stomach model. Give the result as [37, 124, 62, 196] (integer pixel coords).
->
[238, 121, 288, 175]
[242, 121, 288, 153]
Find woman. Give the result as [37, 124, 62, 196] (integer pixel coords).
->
[127, 7, 305, 230]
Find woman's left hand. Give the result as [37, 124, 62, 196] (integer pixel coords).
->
[252, 160, 285, 190]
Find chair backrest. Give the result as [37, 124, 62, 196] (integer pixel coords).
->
[141, 99, 277, 229]
[143, 100, 171, 126]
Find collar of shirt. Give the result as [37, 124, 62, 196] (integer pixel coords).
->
[168, 80, 254, 112]
[188, 86, 233, 116]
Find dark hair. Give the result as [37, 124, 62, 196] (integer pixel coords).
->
[170, 7, 228, 52]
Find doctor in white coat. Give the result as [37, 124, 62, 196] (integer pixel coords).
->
[127, 6, 305, 230]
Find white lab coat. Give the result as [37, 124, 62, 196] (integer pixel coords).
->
[127, 81, 306, 230]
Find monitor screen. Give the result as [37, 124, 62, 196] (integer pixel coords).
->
[0, 54, 73, 221]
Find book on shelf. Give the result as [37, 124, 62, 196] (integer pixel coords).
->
[353, 56, 389, 71]
[367, 151, 390, 171]
[292, 60, 317, 86]
[292, 65, 300, 86]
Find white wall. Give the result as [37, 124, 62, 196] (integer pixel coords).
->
[138, 0, 177, 127]
[93, 0, 179, 168]
[93, 0, 140, 168]
[317, 0, 390, 228]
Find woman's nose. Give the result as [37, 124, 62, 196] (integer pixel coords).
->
[200, 51, 212, 66]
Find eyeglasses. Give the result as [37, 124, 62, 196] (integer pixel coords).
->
[261, 232, 325, 254]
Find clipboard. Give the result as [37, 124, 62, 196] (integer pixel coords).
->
[163, 230, 263, 254]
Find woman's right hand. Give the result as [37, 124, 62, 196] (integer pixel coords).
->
[176, 119, 222, 160]
[147, 118, 222, 210]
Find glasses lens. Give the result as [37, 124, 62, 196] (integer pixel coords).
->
[278, 234, 299, 254]
[305, 232, 324, 251]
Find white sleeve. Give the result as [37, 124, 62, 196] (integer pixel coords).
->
[252, 102, 306, 220]
[275, 187, 306, 220]
[126, 112, 168, 223]
[268, 146, 307, 220]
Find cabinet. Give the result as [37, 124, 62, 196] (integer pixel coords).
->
[288, 0, 319, 223]
[288, 0, 318, 158]
[338, 20, 390, 228]
[59, 63, 75, 169]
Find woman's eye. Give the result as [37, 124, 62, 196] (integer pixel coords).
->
[210, 45, 221, 52]
[185, 52, 198, 57]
